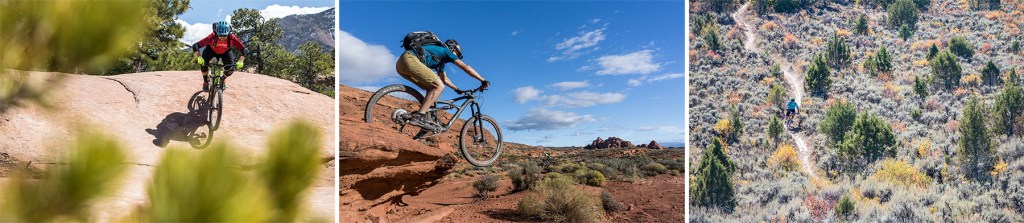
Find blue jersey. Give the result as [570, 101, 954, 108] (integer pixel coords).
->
[787, 101, 799, 110]
[409, 45, 459, 71]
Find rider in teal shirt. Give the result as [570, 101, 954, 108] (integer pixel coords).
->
[410, 45, 460, 72]
[786, 99, 799, 118]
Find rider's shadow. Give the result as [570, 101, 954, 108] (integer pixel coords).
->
[145, 91, 210, 148]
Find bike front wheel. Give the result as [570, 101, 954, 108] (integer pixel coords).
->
[460, 115, 503, 167]
[208, 88, 224, 131]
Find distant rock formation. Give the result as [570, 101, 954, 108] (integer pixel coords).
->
[584, 137, 665, 149]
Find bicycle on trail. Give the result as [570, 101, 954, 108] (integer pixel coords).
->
[364, 83, 503, 167]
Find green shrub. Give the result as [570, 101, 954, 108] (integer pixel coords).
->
[691, 137, 736, 212]
[913, 75, 929, 98]
[982, 60, 1001, 85]
[930, 50, 962, 89]
[600, 191, 626, 212]
[774, 0, 803, 13]
[473, 174, 500, 199]
[927, 43, 939, 60]
[876, 45, 893, 73]
[838, 112, 897, 169]
[703, 28, 720, 51]
[949, 36, 974, 59]
[574, 169, 607, 187]
[767, 115, 784, 144]
[805, 54, 833, 97]
[993, 83, 1024, 136]
[835, 195, 856, 219]
[770, 64, 783, 78]
[958, 96, 995, 182]
[864, 54, 880, 76]
[768, 83, 788, 110]
[887, 0, 919, 28]
[911, 108, 923, 120]
[898, 24, 913, 40]
[819, 100, 857, 144]
[728, 105, 744, 142]
[698, 0, 735, 13]
[553, 162, 583, 174]
[509, 161, 542, 191]
[641, 162, 669, 176]
[1010, 40, 1021, 53]
[853, 13, 869, 35]
[517, 174, 602, 223]
[825, 33, 851, 68]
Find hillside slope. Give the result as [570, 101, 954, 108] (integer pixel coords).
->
[277, 8, 335, 52]
[0, 71, 335, 221]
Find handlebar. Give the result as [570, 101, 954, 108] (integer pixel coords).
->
[457, 84, 488, 95]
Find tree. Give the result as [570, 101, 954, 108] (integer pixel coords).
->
[767, 115, 784, 146]
[835, 195, 856, 220]
[699, 0, 735, 13]
[927, 43, 939, 60]
[691, 137, 736, 212]
[825, 33, 851, 68]
[1011, 40, 1021, 53]
[728, 105, 744, 143]
[992, 84, 1024, 136]
[888, 0, 920, 28]
[958, 96, 995, 181]
[805, 54, 833, 97]
[913, 75, 929, 98]
[768, 83, 788, 110]
[770, 64, 782, 78]
[949, 36, 974, 59]
[819, 100, 857, 144]
[751, 0, 771, 15]
[1008, 67, 1020, 85]
[981, 60, 1001, 85]
[260, 43, 296, 80]
[864, 54, 879, 76]
[703, 28, 721, 51]
[104, 0, 190, 74]
[294, 42, 335, 95]
[876, 45, 893, 73]
[930, 50, 962, 89]
[231, 8, 284, 74]
[853, 13, 869, 35]
[838, 112, 897, 168]
[898, 24, 913, 40]
[774, 0, 802, 13]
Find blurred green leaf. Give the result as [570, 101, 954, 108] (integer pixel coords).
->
[262, 121, 322, 221]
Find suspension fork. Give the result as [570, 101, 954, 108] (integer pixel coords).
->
[470, 102, 484, 141]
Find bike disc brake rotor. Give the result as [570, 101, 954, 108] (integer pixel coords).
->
[391, 109, 409, 124]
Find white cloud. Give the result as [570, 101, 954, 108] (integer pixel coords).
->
[511, 31, 519, 36]
[512, 86, 543, 104]
[259, 4, 331, 19]
[507, 108, 596, 131]
[176, 20, 211, 45]
[338, 30, 398, 84]
[545, 91, 625, 108]
[551, 81, 590, 90]
[636, 125, 684, 134]
[649, 73, 683, 82]
[591, 19, 601, 23]
[596, 50, 661, 75]
[549, 27, 606, 62]
[627, 79, 642, 87]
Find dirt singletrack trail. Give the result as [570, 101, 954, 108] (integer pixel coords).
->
[733, 3, 817, 179]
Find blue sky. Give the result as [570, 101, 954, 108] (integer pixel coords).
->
[177, 1, 334, 44]
[340, 1, 686, 147]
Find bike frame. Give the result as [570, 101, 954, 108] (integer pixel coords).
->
[429, 92, 484, 133]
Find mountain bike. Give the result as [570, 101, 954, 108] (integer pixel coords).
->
[364, 84, 503, 167]
[206, 58, 226, 131]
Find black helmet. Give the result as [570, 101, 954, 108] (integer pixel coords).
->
[445, 39, 463, 59]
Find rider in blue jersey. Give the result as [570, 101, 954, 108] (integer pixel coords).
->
[786, 98, 799, 120]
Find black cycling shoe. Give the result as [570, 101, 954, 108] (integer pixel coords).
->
[405, 112, 437, 130]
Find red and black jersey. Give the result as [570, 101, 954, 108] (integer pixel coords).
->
[192, 33, 246, 55]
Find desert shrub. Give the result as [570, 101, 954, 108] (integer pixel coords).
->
[768, 144, 801, 172]
[992, 84, 1024, 136]
[473, 174, 500, 199]
[1011, 40, 1021, 53]
[641, 162, 668, 176]
[930, 50, 962, 89]
[585, 162, 616, 180]
[838, 112, 897, 168]
[959, 96, 996, 181]
[913, 75, 929, 98]
[825, 33, 852, 68]
[949, 36, 974, 59]
[805, 54, 833, 97]
[819, 100, 857, 144]
[853, 13, 869, 35]
[835, 195, 855, 219]
[553, 162, 583, 174]
[911, 108, 922, 120]
[982, 60, 1001, 85]
[887, 0, 919, 28]
[704, 28, 721, 51]
[691, 137, 736, 212]
[517, 174, 602, 223]
[729, 105, 744, 142]
[927, 43, 939, 60]
[509, 161, 542, 191]
[768, 83, 787, 109]
[898, 24, 913, 40]
[870, 159, 932, 188]
[714, 118, 734, 138]
[670, 169, 680, 176]
[574, 169, 606, 186]
[600, 191, 626, 212]
[860, 179, 895, 202]
[659, 159, 685, 173]
[876, 45, 893, 73]
[770, 64, 783, 78]
[767, 115, 784, 144]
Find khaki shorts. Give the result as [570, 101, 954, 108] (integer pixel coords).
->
[396, 51, 440, 89]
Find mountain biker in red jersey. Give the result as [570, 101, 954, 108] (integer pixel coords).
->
[191, 21, 246, 91]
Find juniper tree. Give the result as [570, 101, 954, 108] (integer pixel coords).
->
[982, 60, 1001, 85]
[927, 43, 939, 60]
[838, 112, 897, 168]
[819, 100, 857, 144]
[826, 33, 852, 68]
[888, 0, 919, 28]
[767, 116, 784, 146]
[992, 84, 1024, 136]
[930, 50, 962, 89]
[806, 54, 833, 97]
[958, 96, 995, 182]
[691, 138, 736, 212]
[877, 45, 893, 73]
[854, 13, 869, 35]
[949, 36, 974, 59]
[914, 75, 929, 98]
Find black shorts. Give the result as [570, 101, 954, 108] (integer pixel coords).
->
[200, 47, 235, 75]
[786, 109, 796, 116]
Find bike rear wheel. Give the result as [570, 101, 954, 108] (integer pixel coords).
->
[364, 84, 427, 135]
[460, 115, 503, 167]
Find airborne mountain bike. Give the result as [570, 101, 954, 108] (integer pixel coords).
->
[364, 84, 503, 167]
